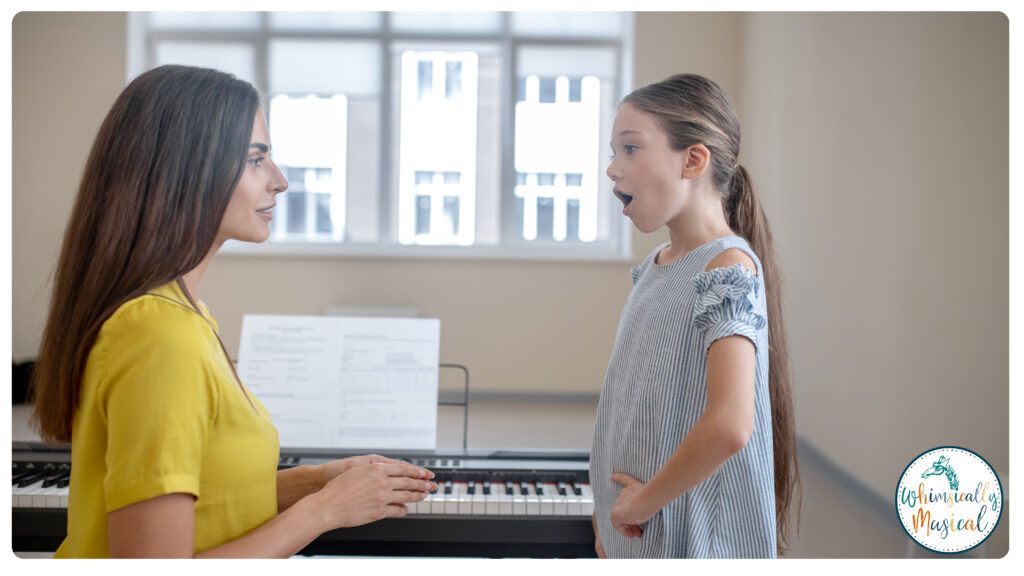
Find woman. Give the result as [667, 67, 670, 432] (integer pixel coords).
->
[31, 65, 435, 558]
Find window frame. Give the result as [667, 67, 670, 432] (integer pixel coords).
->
[129, 11, 635, 262]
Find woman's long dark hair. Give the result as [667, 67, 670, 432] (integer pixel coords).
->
[625, 74, 801, 555]
[31, 65, 259, 444]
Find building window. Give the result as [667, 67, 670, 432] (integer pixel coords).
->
[129, 11, 633, 260]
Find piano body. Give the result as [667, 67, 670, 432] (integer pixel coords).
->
[13, 441, 597, 558]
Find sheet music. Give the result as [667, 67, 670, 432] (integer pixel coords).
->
[237, 315, 441, 450]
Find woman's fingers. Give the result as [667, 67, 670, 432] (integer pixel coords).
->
[390, 490, 430, 504]
[376, 462, 434, 479]
[387, 477, 436, 493]
[382, 503, 410, 518]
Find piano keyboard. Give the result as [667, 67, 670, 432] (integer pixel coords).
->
[13, 458, 70, 509]
[14, 442, 597, 557]
[409, 479, 594, 516]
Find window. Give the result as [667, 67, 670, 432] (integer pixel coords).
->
[129, 11, 634, 260]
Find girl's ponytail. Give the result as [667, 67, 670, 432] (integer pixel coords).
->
[727, 164, 800, 555]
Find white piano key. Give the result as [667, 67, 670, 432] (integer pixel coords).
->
[484, 482, 501, 515]
[470, 483, 486, 515]
[498, 483, 514, 515]
[444, 483, 462, 515]
[35, 485, 64, 509]
[14, 481, 41, 507]
[563, 482, 582, 516]
[511, 482, 527, 515]
[431, 483, 450, 514]
[539, 482, 559, 516]
[579, 483, 595, 516]
[456, 482, 472, 515]
[524, 483, 541, 516]
[407, 492, 424, 514]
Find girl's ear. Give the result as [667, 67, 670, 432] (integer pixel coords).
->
[681, 144, 711, 180]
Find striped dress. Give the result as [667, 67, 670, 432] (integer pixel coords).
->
[590, 235, 776, 558]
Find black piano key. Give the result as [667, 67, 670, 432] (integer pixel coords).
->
[57, 476, 71, 488]
[17, 472, 48, 487]
[467, 481, 476, 495]
[42, 473, 70, 488]
[572, 483, 583, 496]
[483, 481, 492, 496]
[535, 484, 544, 496]
[558, 484, 568, 496]
[12, 472, 33, 485]
[506, 481, 515, 496]
[443, 481, 453, 495]
[519, 482, 529, 495]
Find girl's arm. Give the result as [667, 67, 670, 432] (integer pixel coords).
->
[609, 334, 755, 535]
[107, 461, 434, 558]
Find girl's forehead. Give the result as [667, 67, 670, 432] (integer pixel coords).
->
[612, 103, 662, 138]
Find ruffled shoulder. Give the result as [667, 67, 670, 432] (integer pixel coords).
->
[691, 263, 766, 340]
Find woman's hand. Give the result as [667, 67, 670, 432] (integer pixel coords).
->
[315, 454, 412, 488]
[307, 461, 436, 531]
[609, 473, 652, 539]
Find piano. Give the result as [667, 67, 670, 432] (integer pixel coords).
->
[13, 441, 597, 558]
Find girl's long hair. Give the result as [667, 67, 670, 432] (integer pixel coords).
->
[31, 65, 259, 444]
[625, 74, 801, 555]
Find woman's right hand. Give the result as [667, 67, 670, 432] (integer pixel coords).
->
[308, 462, 435, 530]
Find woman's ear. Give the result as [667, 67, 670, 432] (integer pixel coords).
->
[681, 144, 711, 180]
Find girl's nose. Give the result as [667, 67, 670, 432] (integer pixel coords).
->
[606, 161, 620, 182]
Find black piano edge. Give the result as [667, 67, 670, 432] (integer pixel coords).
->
[12, 508, 596, 558]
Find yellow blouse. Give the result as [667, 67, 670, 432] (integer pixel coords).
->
[55, 282, 279, 557]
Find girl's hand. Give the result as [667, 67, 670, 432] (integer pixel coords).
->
[592, 513, 607, 558]
[309, 462, 436, 530]
[609, 473, 651, 539]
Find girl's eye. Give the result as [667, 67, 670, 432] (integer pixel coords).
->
[624, 145, 637, 154]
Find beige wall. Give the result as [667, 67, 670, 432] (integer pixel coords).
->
[741, 12, 1009, 499]
[11, 12, 1008, 509]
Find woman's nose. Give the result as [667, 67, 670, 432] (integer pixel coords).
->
[270, 161, 288, 194]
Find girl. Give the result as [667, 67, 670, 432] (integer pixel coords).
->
[590, 74, 799, 558]
[31, 65, 435, 558]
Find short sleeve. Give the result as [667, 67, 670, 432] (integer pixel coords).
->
[691, 263, 767, 352]
[97, 298, 220, 512]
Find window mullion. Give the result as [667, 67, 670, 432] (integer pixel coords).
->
[379, 13, 394, 246]
[500, 25, 518, 246]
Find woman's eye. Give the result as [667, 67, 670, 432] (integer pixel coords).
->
[249, 156, 264, 167]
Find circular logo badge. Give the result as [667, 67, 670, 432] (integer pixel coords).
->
[895, 446, 1003, 554]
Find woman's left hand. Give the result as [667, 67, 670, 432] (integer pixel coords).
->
[609, 473, 652, 539]
[318, 455, 416, 488]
